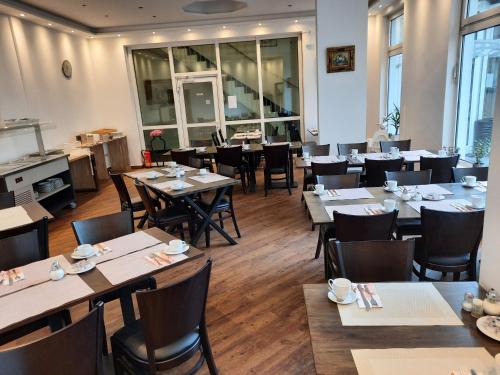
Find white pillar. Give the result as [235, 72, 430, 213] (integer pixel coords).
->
[316, 0, 368, 150]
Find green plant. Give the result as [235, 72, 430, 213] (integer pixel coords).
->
[473, 138, 491, 164]
[383, 105, 400, 136]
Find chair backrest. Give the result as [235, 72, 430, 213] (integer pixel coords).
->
[171, 149, 197, 167]
[263, 144, 290, 169]
[333, 210, 397, 242]
[303, 144, 330, 156]
[316, 174, 360, 189]
[333, 239, 415, 282]
[190, 139, 212, 147]
[71, 211, 133, 245]
[266, 135, 287, 144]
[385, 170, 432, 186]
[420, 207, 484, 259]
[452, 167, 489, 182]
[311, 161, 348, 177]
[137, 259, 212, 370]
[211, 132, 221, 147]
[109, 171, 132, 207]
[365, 158, 404, 187]
[379, 139, 411, 153]
[134, 180, 158, 221]
[0, 217, 49, 269]
[216, 163, 237, 178]
[215, 145, 243, 167]
[0, 303, 104, 375]
[0, 191, 15, 209]
[188, 156, 204, 169]
[229, 138, 247, 146]
[420, 155, 460, 183]
[218, 129, 225, 143]
[337, 142, 368, 156]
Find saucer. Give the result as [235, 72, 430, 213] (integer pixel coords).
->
[466, 203, 486, 210]
[146, 174, 161, 180]
[313, 190, 326, 196]
[328, 290, 357, 305]
[71, 247, 97, 259]
[172, 185, 184, 191]
[461, 182, 477, 188]
[67, 261, 95, 274]
[423, 194, 445, 201]
[383, 186, 399, 192]
[476, 316, 500, 342]
[163, 244, 190, 255]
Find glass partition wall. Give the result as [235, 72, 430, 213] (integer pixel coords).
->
[131, 36, 302, 151]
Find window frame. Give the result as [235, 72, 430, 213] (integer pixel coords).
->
[385, 12, 404, 121]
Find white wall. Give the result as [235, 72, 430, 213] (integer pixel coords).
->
[316, 0, 368, 150]
[479, 66, 500, 292]
[0, 15, 97, 163]
[399, 0, 460, 149]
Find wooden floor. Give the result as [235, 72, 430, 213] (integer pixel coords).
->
[2, 165, 321, 374]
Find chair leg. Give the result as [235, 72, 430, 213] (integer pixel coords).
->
[453, 272, 461, 281]
[264, 170, 268, 197]
[240, 170, 247, 194]
[315, 231, 322, 259]
[230, 207, 241, 238]
[205, 226, 210, 248]
[137, 212, 148, 229]
[218, 212, 224, 229]
[287, 169, 292, 196]
[200, 323, 218, 375]
[418, 265, 427, 281]
[178, 224, 185, 240]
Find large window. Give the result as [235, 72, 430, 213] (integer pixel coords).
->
[467, 0, 500, 17]
[386, 14, 404, 135]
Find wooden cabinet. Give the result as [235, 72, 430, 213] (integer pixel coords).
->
[85, 136, 130, 180]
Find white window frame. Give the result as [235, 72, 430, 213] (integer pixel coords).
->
[385, 12, 404, 119]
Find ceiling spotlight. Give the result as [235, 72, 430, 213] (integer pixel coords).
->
[117, 34, 121, 37]
[294, 19, 298, 23]
[258, 22, 262, 26]
[90, 36, 94, 38]
[20, 13, 25, 17]
[187, 28, 191, 31]
[48, 23, 52, 26]
[183, 0, 247, 14]
[152, 31, 156, 34]
[222, 25, 227, 29]
[378, 3, 383, 8]
[71, 30, 75, 33]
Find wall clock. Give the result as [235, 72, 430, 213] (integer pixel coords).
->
[62, 60, 72, 79]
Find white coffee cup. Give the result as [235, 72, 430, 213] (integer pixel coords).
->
[199, 168, 208, 176]
[463, 175, 477, 186]
[303, 151, 310, 159]
[384, 199, 397, 212]
[75, 244, 94, 256]
[351, 149, 359, 157]
[470, 194, 486, 209]
[169, 239, 186, 252]
[438, 149, 447, 157]
[390, 146, 399, 154]
[243, 144, 250, 150]
[166, 161, 177, 167]
[384, 180, 398, 191]
[315, 184, 325, 194]
[328, 278, 352, 301]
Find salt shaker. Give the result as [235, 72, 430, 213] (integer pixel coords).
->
[413, 191, 422, 201]
[462, 292, 474, 312]
[175, 166, 182, 178]
[49, 261, 65, 281]
[483, 289, 500, 316]
[471, 298, 484, 318]
[401, 187, 412, 201]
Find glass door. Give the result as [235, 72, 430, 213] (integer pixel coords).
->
[177, 76, 221, 147]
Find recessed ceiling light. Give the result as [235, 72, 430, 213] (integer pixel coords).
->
[258, 22, 262, 26]
[117, 34, 121, 37]
[20, 13, 25, 17]
[183, 0, 247, 14]
[378, 3, 383, 8]
[187, 28, 191, 31]
[222, 25, 227, 29]
[71, 30, 75, 33]
[152, 31, 156, 34]
[48, 23, 52, 26]
[294, 19, 298, 23]
[90, 36, 94, 38]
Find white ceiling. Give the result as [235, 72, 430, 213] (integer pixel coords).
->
[10, 0, 315, 31]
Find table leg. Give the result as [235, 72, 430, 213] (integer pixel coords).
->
[119, 286, 135, 326]
[247, 153, 257, 192]
[185, 189, 238, 246]
[289, 150, 298, 188]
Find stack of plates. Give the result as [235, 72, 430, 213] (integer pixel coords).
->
[48, 178, 64, 189]
[37, 181, 53, 193]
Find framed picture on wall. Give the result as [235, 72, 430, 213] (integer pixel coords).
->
[326, 45, 355, 73]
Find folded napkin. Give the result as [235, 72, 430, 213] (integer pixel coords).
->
[1, 268, 25, 285]
[354, 283, 383, 309]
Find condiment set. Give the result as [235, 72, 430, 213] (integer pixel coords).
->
[462, 289, 500, 317]
[49, 260, 65, 281]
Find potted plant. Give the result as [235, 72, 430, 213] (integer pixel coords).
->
[383, 105, 400, 139]
[473, 138, 491, 166]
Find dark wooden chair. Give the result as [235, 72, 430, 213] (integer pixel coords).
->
[263, 144, 291, 197]
[452, 167, 489, 182]
[134, 180, 192, 240]
[190, 140, 214, 171]
[379, 139, 411, 153]
[385, 170, 432, 186]
[215, 145, 249, 194]
[218, 129, 225, 144]
[189, 156, 204, 169]
[325, 210, 398, 279]
[199, 164, 241, 247]
[0, 302, 105, 375]
[0, 191, 15, 209]
[266, 135, 287, 144]
[311, 161, 348, 181]
[0, 218, 72, 346]
[414, 207, 484, 281]
[337, 142, 368, 155]
[190, 139, 213, 147]
[332, 239, 415, 282]
[302, 144, 331, 198]
[365, 158, 404, 187]
[109, 170, 158, 229]
[111, 259, 218, 375]
[171, 149, 197, 167]
[211, 132, 221, 147]
[420, 155, 460, 183]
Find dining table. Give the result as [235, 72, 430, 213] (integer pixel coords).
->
[125, 166, 240, 246]
[0, 227, 204, 337]
[303, 282, 500, 375]
[0, 201, 54, 232]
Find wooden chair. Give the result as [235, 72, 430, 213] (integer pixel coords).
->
[0, 218, 72, 346]
[190, 139, 213, 147]
[337, 142, 368, 155]
[109, 170, 156, 229]
[325, 210, 398, 279]
[313, 174, 360, 260]
[199, 164, 241, 247]
[263, 144, 291, 197]
[266, 135, 287, 144]
[0, 302, 105, 375]
[365, 158, 404, 187]
[211, 132, 221, 147]
[218, 129, 226, 144]
[311, 161, 348, 181]
[171, 149, 197, 167]
[385, 170, 432, 186]
[302, 144, 331, 198]
[0, 191, 15, 209]
[452, 167, 489, 182]
[379, 139, 411, 153]
[215, 145, 249, 193]
[414, 207, 484, 281]
[420, 155, 459, 183]
[190, 140, 214, 171]
[332, 239, 415, 282]
[134, 180, 192, 240]
[111, 259, 218, 375]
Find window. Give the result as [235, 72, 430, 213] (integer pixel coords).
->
[389, 14, 404, 46]
[386, 14, 404, 135]
[467, 0, 500, 17]
[455, 25, 500, 158]
[172, 44, 217, 73]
